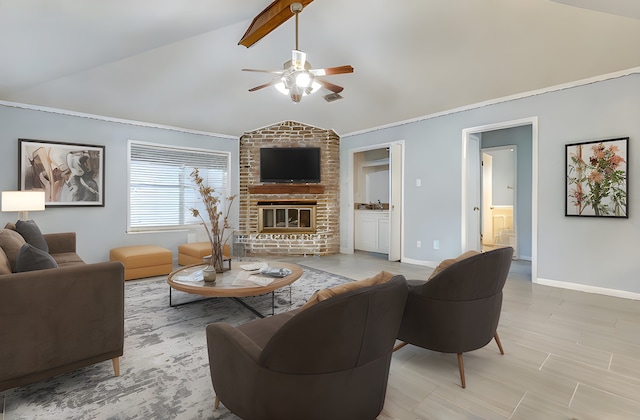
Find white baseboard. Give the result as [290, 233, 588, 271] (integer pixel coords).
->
[400, 257, 438, 268]
[535, 277, 640, 301]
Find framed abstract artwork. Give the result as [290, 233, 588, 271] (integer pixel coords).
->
[565, 137, 628, 218]
[19, 138, 105, 207]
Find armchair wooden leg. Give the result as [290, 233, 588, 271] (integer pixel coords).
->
[214, 396, 220, 409]
[494, 332, 505, 355]
[393, 341, 408, 352]
[457, 353, 466, 389]
[112, 357, 120, 377]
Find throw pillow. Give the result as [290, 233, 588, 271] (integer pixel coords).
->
[15, 219, 49, 252]
[0, 229, 27, 272]
[0, 247, 11, 275]
[428, 250, 480, 280]
[301, 270, 396, 310]
[4, 222, 16, 230]
[16, 243, 58, 272]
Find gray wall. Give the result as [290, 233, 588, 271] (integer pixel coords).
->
[3, 72, 639, 295]
[0, 105, 239, 263]
[340, 72, 640, 294]
[482, 125, 533, 259]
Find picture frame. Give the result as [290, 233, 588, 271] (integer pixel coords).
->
[565, 137, 628, 218]
[19, 138, 105, 207]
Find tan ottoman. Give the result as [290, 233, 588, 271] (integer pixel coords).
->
[178, 242, 231, 268]
[109, 245, 173, 281]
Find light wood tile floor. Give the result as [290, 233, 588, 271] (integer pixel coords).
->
[282, 251, 640, 419]
[3, 252, 638, 419]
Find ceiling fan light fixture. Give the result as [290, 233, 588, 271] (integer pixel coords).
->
[274, 80, 288, 95]
[292, 50, 306, 70]
[274, 70, 321, 99]
[310, 80, 321, 93]
[242, 1, 352, 103]
[295, 71, 312, 88]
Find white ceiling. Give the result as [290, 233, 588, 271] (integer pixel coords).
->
[1, 0, 639, 137]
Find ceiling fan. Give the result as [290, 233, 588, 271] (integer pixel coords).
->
[242, 2, 354, 103]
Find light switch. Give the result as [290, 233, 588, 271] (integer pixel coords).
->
[416, 178, 422, 187]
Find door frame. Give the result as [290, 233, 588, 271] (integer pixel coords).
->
[346, 141, 404, 260]
[461, 117, 538, 281]
[463, 133, 482, 252]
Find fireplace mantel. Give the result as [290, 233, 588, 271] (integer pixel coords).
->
[248, 184, 325, 194]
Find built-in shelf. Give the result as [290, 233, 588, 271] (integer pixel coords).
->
[248, 184, 325, 194]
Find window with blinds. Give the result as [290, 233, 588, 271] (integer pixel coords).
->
[128, 141, 230, 232]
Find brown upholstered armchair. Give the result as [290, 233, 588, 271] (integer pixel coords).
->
[206, 275, 409, 420]
[395, 246, 513, 388]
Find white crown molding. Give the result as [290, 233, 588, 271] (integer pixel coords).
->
[0, 100, 238, 140]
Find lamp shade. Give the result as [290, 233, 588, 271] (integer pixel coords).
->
[1, 191, 46, 212]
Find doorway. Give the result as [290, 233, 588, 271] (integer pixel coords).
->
[348, 141, 404, 261]
[481, 146, 517, 257]
[462, 117, 538, 281]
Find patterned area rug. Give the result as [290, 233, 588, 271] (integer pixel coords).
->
[2, 265, 351, 419]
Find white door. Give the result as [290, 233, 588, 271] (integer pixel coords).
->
[482, 152, 494, 246]
[389, 142, 403, 261]
[464, 134, 481, 251]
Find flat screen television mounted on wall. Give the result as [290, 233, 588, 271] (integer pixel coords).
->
[260, 147, 321, 183]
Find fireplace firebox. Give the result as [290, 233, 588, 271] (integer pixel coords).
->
[258, 201, 317, 234]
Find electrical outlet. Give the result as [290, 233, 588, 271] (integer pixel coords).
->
[433, 240, 440, 250]
[417, 240, 422, 248]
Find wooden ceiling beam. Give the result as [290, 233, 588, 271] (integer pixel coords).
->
[238, 0, 313, 48]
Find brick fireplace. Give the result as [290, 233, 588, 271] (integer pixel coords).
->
[238, 121, 340, 256]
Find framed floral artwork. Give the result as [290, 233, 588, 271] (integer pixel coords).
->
[566, 137, 628, 218]
[19, 138, 105, 207]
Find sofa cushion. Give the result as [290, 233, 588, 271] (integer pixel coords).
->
[15, 220, 49, 253]
[52, 252, 86, 267]
[428, 250, 480, 280]
[0, 247, 11, 275]
[300, 270, 396, 310]
[0, 229, 27, 272]
[16, 243, 58, 272]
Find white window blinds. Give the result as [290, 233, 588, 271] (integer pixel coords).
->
[128, 141, 230, 231]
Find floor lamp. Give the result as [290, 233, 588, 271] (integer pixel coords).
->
[1, 191, 46, 221]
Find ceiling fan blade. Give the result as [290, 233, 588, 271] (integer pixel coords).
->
[248, 81, 276, 92]
[242, 68, 285, 75]
[317, 79, 344, 94]
[310, 65, 354, 77]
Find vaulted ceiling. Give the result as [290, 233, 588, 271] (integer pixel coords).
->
[1, 0, 639, 137]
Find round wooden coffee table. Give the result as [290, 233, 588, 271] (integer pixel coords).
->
[167, 262, 303, 316]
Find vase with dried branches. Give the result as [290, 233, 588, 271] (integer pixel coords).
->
[190, 168, 236, 282]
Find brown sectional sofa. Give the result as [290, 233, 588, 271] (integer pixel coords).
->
[0, 231, 125, 392]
